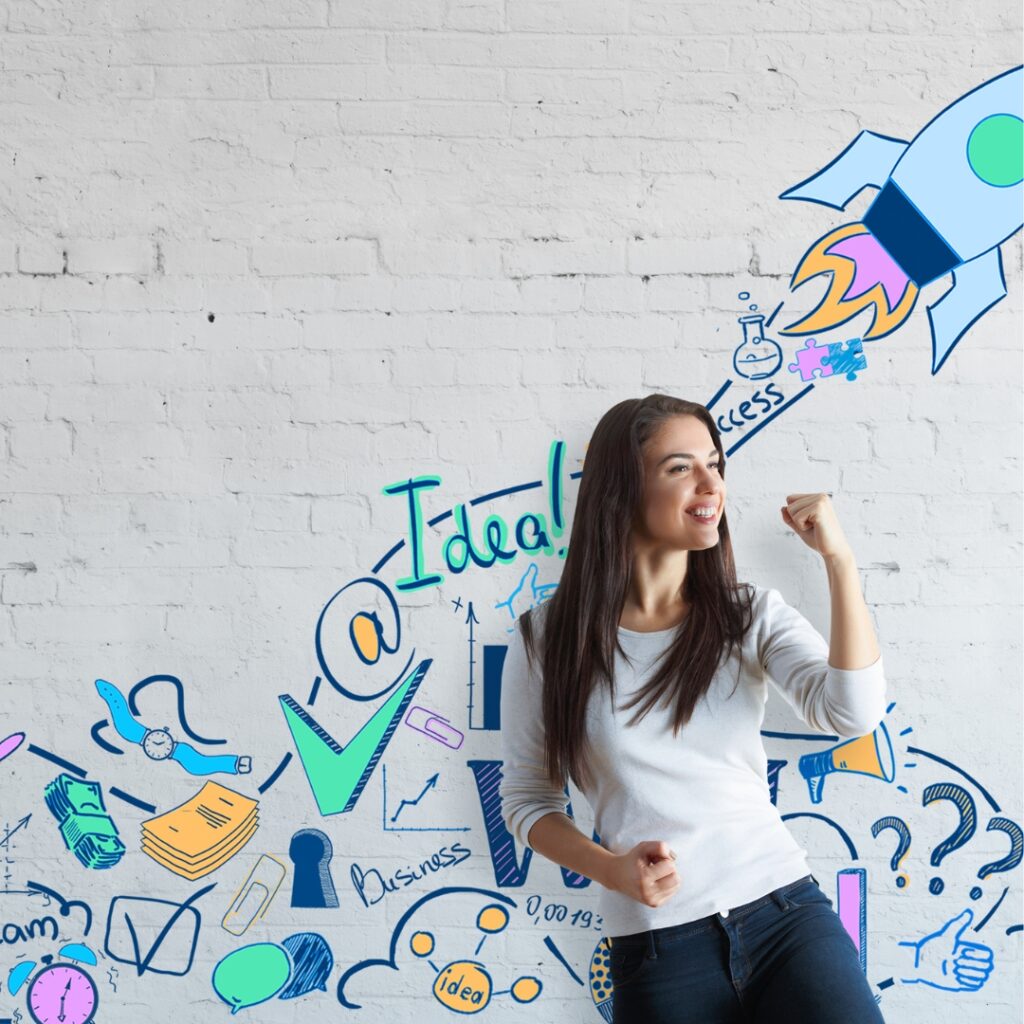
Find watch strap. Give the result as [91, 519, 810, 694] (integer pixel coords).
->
[171, 741, 243, 776]
[95, 679, 146, 745]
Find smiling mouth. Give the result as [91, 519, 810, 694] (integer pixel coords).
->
[686, 506, 719, 523]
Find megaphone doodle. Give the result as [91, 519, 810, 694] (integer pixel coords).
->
[799, 721, 896, 803]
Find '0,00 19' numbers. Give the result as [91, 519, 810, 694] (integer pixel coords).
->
[525, 894, 602, 931]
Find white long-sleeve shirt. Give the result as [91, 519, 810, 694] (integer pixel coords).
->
[499, 582, 887, 938]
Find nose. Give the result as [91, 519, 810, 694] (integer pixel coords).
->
[694, 463, 721, 491]
[695, 481, 723, 505]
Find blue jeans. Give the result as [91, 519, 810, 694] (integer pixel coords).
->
[608, 874, 886, 1023]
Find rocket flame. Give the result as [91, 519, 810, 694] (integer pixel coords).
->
[781, 223, 919, 339]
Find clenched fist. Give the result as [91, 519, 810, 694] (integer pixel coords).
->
[780, 492, 854, 562]
[602, 840, 680, 908]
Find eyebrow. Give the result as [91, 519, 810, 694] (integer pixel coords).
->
[658, 449, 720, 466]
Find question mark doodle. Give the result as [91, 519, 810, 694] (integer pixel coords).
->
[922, 782, 977, 895]
[871, 816, 912, 888]
[970, 816, 1024, 899]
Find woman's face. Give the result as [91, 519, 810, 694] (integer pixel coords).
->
[635, 415, 726, 549]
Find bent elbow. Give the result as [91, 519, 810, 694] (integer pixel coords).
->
[823, 701, 888, 739]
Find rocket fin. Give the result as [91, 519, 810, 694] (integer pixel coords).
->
[926, 247, 1006, 376]
[780, 130, 909, 210]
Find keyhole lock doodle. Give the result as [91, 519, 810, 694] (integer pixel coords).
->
[290, 829, 339, 909]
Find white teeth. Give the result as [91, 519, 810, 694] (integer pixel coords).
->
[688, 508, 716, 518]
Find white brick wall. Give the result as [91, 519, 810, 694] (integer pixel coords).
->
[1, 2, 1021, 1022]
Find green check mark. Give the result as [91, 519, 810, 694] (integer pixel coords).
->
[279, 657, 431, 816]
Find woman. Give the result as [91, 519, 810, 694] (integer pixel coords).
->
[500, 394, 887, 1023]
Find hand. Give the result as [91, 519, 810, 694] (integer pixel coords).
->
[897, 909, 994, 991]
[780, 492, 853, 561]
[602, 840, 680, 908]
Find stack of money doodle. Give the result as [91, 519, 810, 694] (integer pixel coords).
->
[141, 780, 259, 880]
[44, 773, 126, 870]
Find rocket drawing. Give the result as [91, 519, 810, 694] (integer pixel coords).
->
[779, 65, 1023, 375]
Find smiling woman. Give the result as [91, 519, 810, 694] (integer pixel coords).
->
[515, 394, 751, 783]
[618, 411, 729, 635]
[499, 393, 889, 1024]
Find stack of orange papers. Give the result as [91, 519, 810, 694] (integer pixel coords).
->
[141, 781, 258, 880]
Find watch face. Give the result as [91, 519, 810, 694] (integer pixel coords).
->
[27, 964, 98, 1024]
[142, 728, 175, 760]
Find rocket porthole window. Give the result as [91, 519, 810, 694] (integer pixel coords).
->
[966, 113, 1023, 187]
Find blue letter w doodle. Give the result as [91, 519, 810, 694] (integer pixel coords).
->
[466, 760, 600, 889]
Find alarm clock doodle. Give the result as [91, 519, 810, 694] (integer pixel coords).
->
[7, 943, 101, 1024]
[27, 962, 99, 1024]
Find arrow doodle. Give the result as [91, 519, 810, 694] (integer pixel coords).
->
[390, 773, 440, 823]
[0, 815, 31, 850]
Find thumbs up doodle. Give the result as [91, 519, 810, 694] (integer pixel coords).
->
[897, 908, 994, 992]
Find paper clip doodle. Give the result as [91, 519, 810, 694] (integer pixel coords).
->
[222, 855, 287, 936]
[405, 707, 464, 751]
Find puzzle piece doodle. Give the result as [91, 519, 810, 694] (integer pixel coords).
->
[787, 338, 833, 381]
[822, 337, 867, 382]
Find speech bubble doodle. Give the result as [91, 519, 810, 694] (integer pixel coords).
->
[212, 943, 291, 1014]
[278, 933, 333, 1000]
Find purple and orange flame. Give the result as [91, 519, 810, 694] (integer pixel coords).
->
[781, 223, 920, 339]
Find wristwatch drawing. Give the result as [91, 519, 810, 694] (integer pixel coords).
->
[95, 679, 251, 777]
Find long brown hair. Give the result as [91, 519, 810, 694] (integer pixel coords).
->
[519, 394, 755, 792]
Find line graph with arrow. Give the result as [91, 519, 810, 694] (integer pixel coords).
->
[381, 766, 469, 833]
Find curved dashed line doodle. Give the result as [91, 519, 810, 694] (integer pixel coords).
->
[27, 744, 87, 778]
[780, 811, 860, 859]
[257, 752, 292, 794]
[91, 720, 124, 756]
[108, 787, 157, 814]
